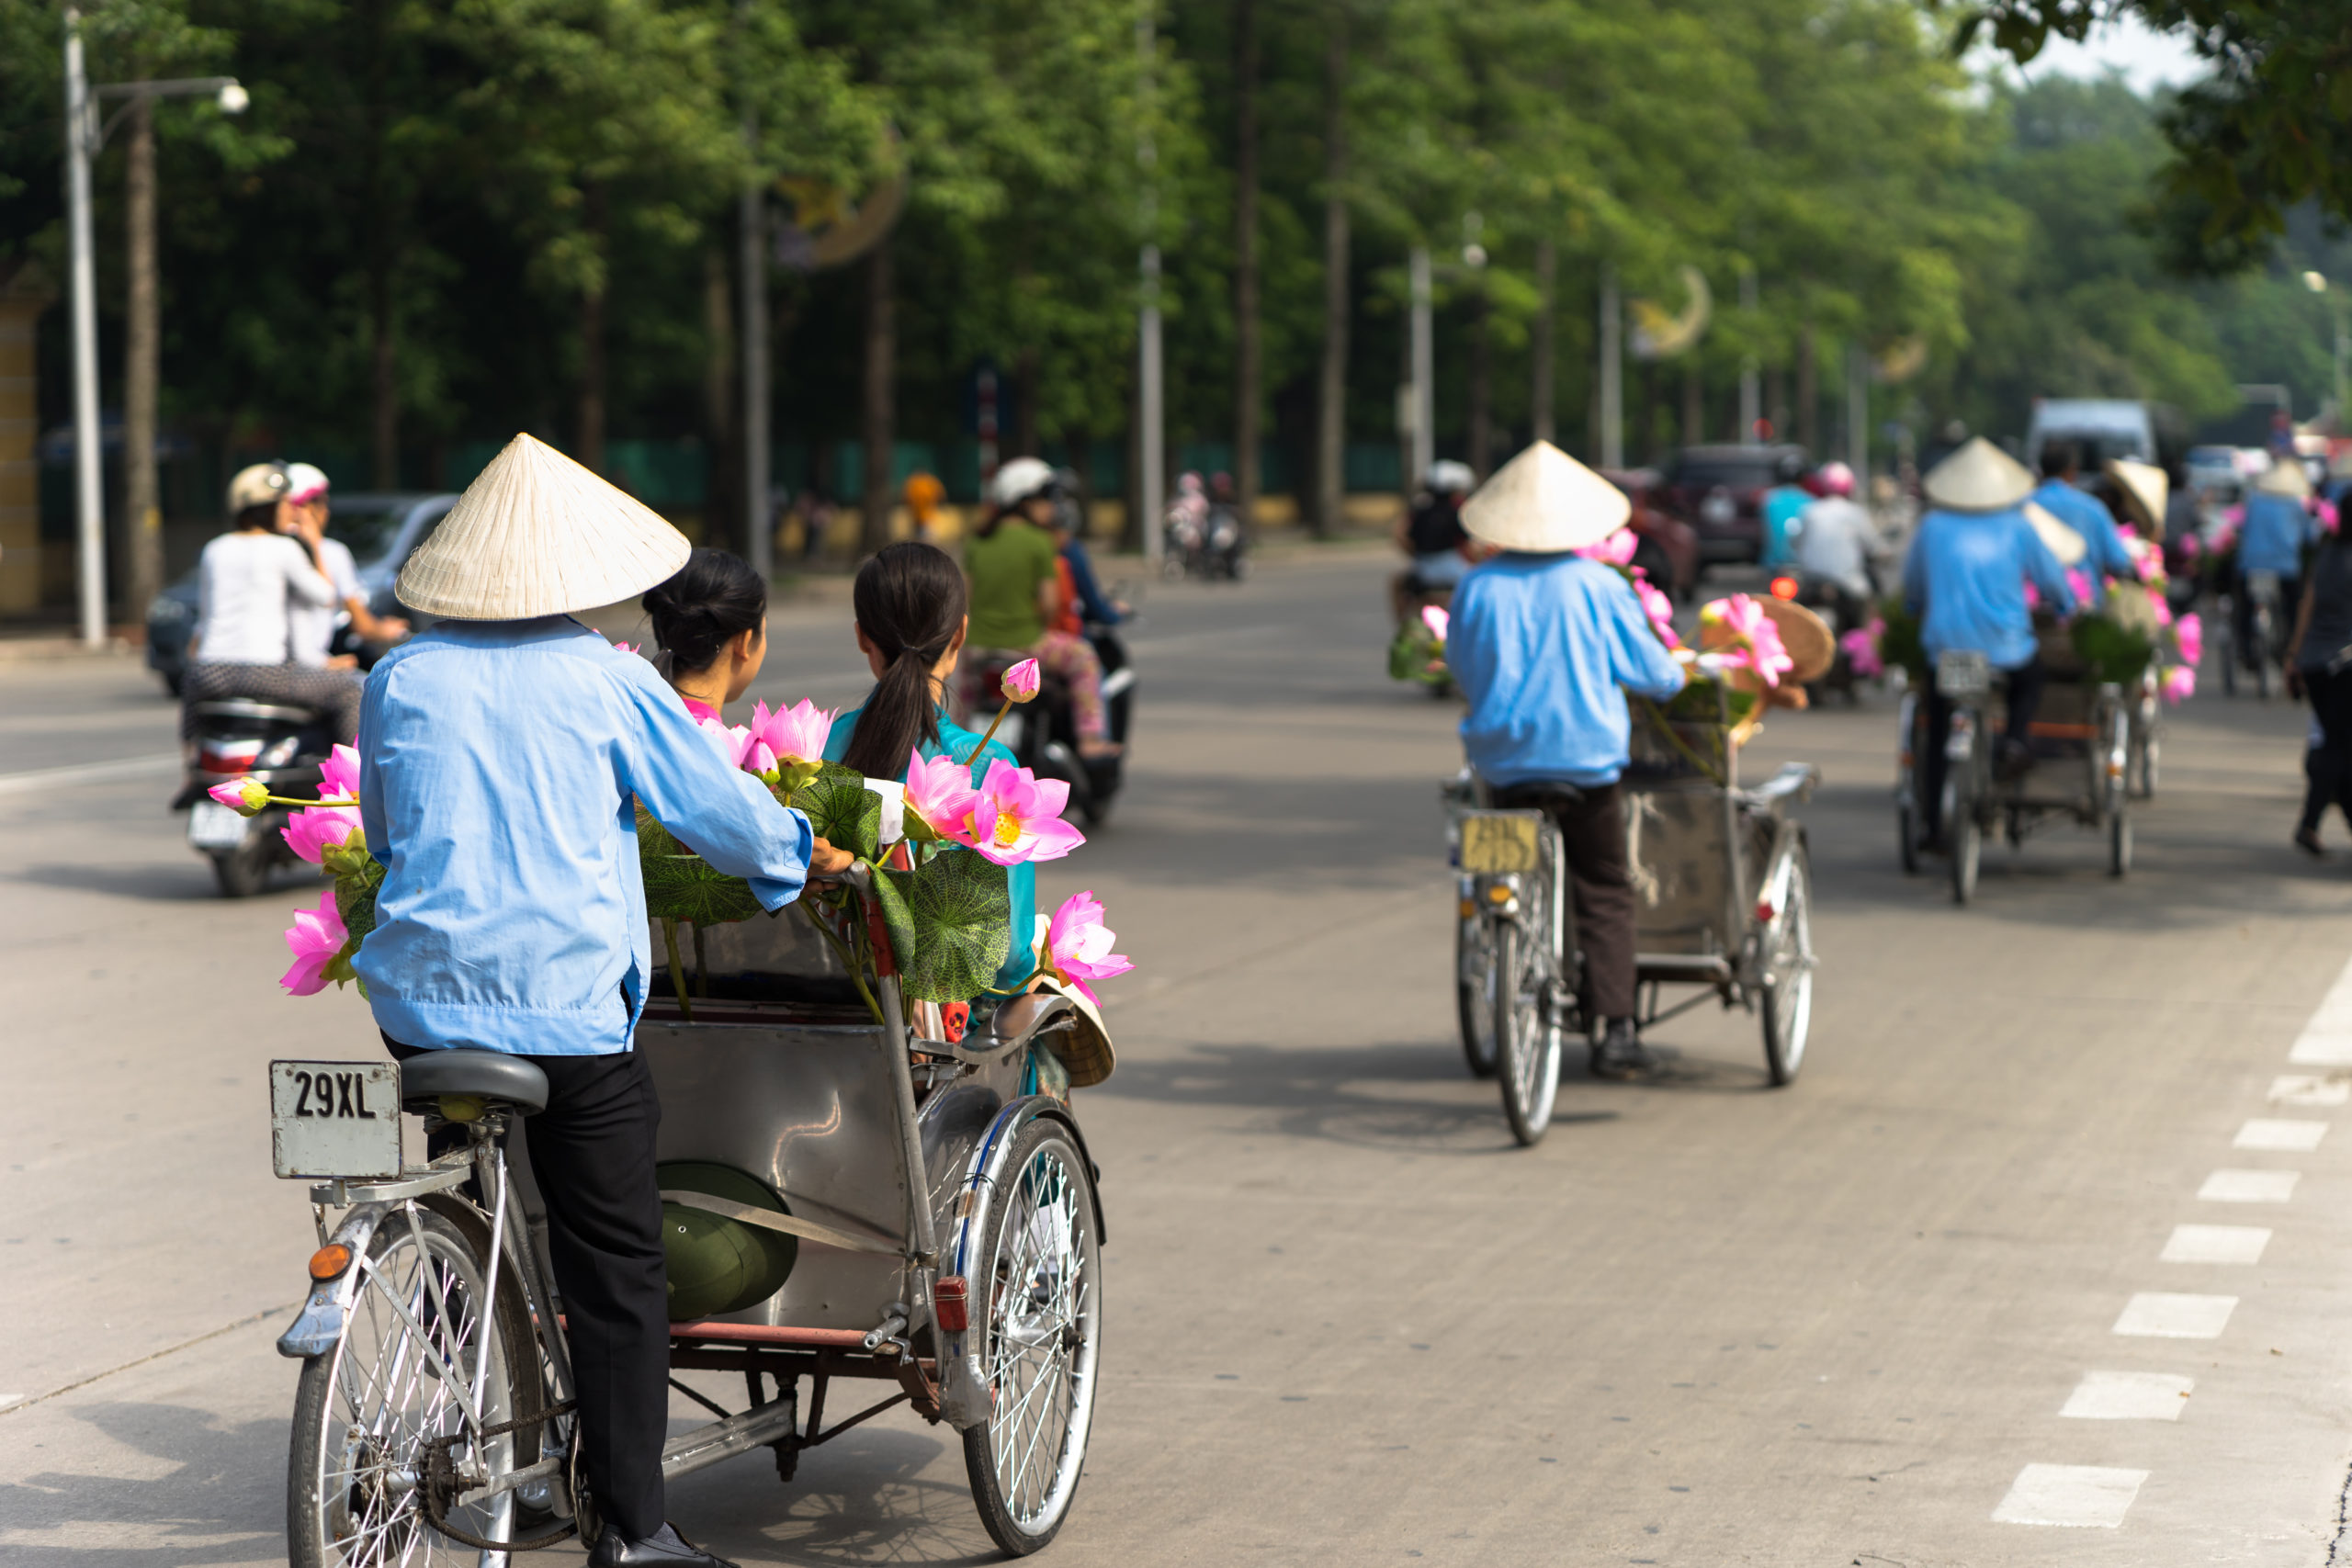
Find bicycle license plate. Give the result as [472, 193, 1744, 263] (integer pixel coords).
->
[1457, 810, 1544, 874]
[1936, 650, 1991, 698]
[269, 1061, 401, 1179]
[187, 799, 250, 850]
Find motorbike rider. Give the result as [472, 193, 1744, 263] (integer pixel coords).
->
[1164, 470, 1209, 567]
[278, 463, 411, 670]
[1446, 441, 1688, 1081]
[1047, 482, 1127, 633]
[1392, 459, 1478, 625]
[2239, 460, 2316, 668]
[356, 435, 853, 1568]
[182, 462, 363, 743]
[2030, 443, 2138, 606]
[1758, 452, 1811, 570]
[963, 457, 1120, 759]
[1792, 461, 1883, 623]
[1904, 437, 2077, 847]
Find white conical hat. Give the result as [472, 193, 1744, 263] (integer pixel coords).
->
[1923, 436, 2036, 513]
[1459, 440, 1630, 552]
[2106, 458, 2166, 531]
[2254, 459, 2312, 499]
[395, 434, 692, 619]
[2021, 501, 2087, 567]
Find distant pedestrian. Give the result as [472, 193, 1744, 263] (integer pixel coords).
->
[2286, 525, 2352, 855]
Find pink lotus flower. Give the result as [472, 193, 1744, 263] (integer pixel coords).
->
[319, 743, 361, 803]
[1001, 659, 1043, 704]
[282, 803, 365, 864]
[697, 716, 772, 773]
[2173, 612, 2203, 668]
[2322, 500, 2342, 536]
[209, 778, 268, 816]
[967, 759, 1085, 866]
[1840, 620, 1885, 679]
[1634, 577, 1679, 648]
[2149, 590, 2175, 628]
[1699, 594, 1794, 687]
[2064, 568, 2093, 606]
[750, 699, 836, 769]
[1575, 527, 1639, 567]
[1419, 604, 1450, 643]
[903, 750, 979, 844]
[2162, 665, 2197, 704]
[613, 639, 643, 655]
[1042, 891, 1134, 1005]
[281, 889, 351, 997]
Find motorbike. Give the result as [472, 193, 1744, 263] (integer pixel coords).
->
[1774, 570, 1873, 703]
[1202, 502, 1249, 580]
[176, 698, 334, 897]
[967, 624, 1136, 827]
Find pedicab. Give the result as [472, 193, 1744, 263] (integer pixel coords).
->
[1446, 595, 1826, 1144]
[252, 724, 1121, 1563]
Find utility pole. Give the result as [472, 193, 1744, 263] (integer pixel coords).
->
[1530, 237, 1556, 445]
[63, 8, 104, 647]
[1408, 244, 1432, 483]
[1846, 340, 1869, 483]
[1738, 265, 1759, 443]
[737, 7, 771, 580]
[1137, 2, 1163, 568]
[1598, 262, 1623, 469]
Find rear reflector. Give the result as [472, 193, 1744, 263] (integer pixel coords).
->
[934, 1275, 969, 1333]
[309, 1244, 353, 1280]
[1769, 576, 1800, 600]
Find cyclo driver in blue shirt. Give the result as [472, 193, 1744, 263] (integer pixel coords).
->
[355, 434, 853, 1568]
[1903, 437, 2078, 853]
[1447, 442, 1688, 1081]
[2030, 441, 2138, 607]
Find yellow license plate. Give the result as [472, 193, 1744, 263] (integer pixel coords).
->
[1458, 811, 1543, 874]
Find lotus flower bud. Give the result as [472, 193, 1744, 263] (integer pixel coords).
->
[1001, 658, 1043, 704]
[209, 778, 270, 817]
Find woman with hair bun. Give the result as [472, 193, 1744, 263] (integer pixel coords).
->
[641, 547, 769, 723]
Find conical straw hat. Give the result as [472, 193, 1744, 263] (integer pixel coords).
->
[1922, 435, 2036, 513]
[2254, 459, 2312, 499]
[1460, 440, 1630, 553]
[396, 434, 693, 619]
[1757, 596, 1836, 683]
[2022, 502, 2087, 567]
[2106, 458, 2166, 532]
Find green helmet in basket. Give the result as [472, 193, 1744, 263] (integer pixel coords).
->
[658, 1161, 797, 1322]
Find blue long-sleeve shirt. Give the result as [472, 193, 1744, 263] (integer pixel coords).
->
[355, 616, 814, 1055]
[1060, 539, 1122, 626]
[1903, 507, 2075, 671]
[1450, 553, 1687, 788]
[2241, 493, 2314, 576]
[2031, 479, 2135, 605]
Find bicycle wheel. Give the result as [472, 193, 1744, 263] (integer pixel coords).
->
[1493, 913, 1560, 1146]
[1950, 811, 1981, 905]
[288, 1206, 517, 1567]
[963, 1118, 1103, 1557]
[1760, 855, 1815, 1087]
[1455, 913, 1499, 1078]
[1897, 802, 1920, 875]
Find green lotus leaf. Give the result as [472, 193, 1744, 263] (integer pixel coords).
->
[637, 805, 765, 926]
[868, 852, 1012, 1004]
[791, 776, 883, 864]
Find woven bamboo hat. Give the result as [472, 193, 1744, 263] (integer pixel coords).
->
[1756, 596, 1836, 682]
[1461, 440, 1630, 553]
[1923, 436, 2036, 513]
[395, 434, 692, 619]
[2107, 458, 2167, 532]
[2254, 459, 2312, 499]
[1032, 976, 1116, 1088]
[2021, 501, 2087, 567]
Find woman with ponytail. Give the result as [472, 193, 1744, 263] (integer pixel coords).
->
[642, 548, 769, 723]
[826, 541, 1038, 993]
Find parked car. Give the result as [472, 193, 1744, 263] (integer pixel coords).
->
[1600, 467, 1701, 599]
[146, 491, 458, 695]
[2025, 398, 2185, 474]
[1657, 443, 1807, 566]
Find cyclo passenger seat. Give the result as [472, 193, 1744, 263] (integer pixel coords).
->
[398, 1049, 551, 1117]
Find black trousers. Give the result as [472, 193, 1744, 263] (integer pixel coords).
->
[1491, 781, 1638, 1022]
[2300, 666, 2352, 834]
[1919, 657, 2046, 840]
[2235, 571, 2301, 670]
[385, 1041, 671, 1541]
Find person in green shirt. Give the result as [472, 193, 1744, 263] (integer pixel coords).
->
[963, 457, 1119, 758]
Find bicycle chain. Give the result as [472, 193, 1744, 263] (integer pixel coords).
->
[418, 1397, 582, 1552]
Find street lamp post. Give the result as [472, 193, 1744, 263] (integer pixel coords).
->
[2305, 271, 2348, 431]
[61, 3, 243, 647]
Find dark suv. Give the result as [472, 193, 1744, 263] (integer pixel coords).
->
[1657, 444, 1807, 566]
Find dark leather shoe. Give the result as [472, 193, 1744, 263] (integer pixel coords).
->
[1590, 1019, 1657, 1081]
[588, 1523, 741, 1568]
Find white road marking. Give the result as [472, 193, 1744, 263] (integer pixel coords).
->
[2286, 956, 2352, 1065]
[2112, 1292, 2237, 1338]
[0, 751, 180, 796]
[2060, 1370, 2194, 1420]
[2198, 1168, 2301, 1202]
[2269, 1074, 2351, 1107]
[2233, 1117, 2328, 1152]
[1993, 1463, 2149, 1528]
[2161, 1224, 2271, 1265]
[0, 1393, 19, 1411]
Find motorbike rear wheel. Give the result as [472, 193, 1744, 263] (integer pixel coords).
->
[211, 828, 277, 898]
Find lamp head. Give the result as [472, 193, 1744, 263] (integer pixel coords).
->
[218, 81, 248, 115]
[2304, 270, 2328, 294]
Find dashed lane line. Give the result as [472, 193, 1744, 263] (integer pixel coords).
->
[2198, 1168, 2301, 1202]
[2111, 1292, 2238, 1339]
[2160, 1224, 2271, 1265]
[2060, 1371, 2193, 1421]
[1993, 1464, 2149, 1528]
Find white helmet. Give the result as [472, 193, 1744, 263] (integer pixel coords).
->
[1426, 459, 1475, 496]
[284, 462, 332, 506]
[989, 457, 1057, 509]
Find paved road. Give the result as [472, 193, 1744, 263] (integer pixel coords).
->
[6, 552, 2352, 1565]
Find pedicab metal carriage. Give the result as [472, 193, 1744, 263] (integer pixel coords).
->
[272, 879, 1110, 1565]
[1446, 682, 1822, 1145]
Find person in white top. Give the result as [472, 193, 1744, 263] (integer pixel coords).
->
[179, 463, 367, 741]
[1793, 461, 1885, 605]
[277, 463, 409, 667]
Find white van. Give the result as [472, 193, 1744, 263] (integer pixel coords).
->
[2024, 400, 2182, 472]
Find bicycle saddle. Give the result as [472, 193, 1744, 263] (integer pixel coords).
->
[399, 1049, 550, 1115]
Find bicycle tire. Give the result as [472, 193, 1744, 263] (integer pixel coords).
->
[1494, 917, 1560, 1146]
[1456, 915, 1499, 1078]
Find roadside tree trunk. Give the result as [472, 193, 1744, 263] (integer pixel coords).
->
[1796, 319, 1819, 457]
[122, 95, 162, 618]
[1231, 0, 1261, 517]
[703, 245, 740, 552]
[1467, 288, 1493, 479]
[1014, 344, 1041, 458]
[1682, 360, 1703, 448]
[1312, 5, 1349, 536]
[1531, 237, 1556, 445]
[576, 184, 609, 475]
[860, 235, 897, 554]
